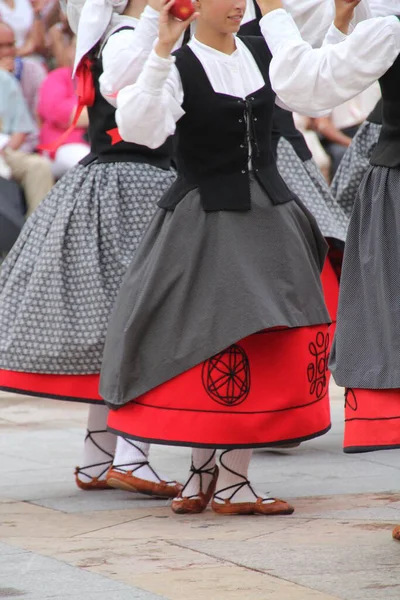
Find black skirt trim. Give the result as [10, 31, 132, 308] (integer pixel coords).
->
[107, 424, 331, 450]
[0, 385, 103, 405]
[344, 443, 400, 454]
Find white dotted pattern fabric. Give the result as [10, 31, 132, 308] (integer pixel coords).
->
[0, 161, 175, 374]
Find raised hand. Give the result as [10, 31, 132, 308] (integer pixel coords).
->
[334, 0, 362, 34]
[155, 0, 198, 59]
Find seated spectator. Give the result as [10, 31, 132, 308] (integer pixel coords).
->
[0, 21, 46, 140]
[0, 0, 46, 58]
[37, 36, 90, 179]
[37, 56, 89, 178]
[0, 68, 53, 215]
[46, 8, 75, 68]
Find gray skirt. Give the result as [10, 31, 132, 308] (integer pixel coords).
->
[330, 166, 400, 388]
[276, 137, 349, 242]
[100, 175, 330, 408]
[331, 122, 382, 217]
[0, 161, 175, 374]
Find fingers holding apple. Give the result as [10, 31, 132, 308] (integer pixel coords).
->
[155, 0, 198, 58]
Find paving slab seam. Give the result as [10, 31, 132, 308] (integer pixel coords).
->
[165, 540, 342, 599]
[242, 518, 315, 541]
[69, 514, 152, 538]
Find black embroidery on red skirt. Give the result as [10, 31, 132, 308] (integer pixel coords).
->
[202, 344, 251, 407]
[344, 388, 358, 412]
[307, 331, 330, 399]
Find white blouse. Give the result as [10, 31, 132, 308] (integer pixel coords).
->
[243, 0, 371, 47]
[370, 0, 400, 17]
[100, 6, 184, 104]
[261, 9, 400, 114]
[115, 37, 270, 150]
[100, 0, 370, 103]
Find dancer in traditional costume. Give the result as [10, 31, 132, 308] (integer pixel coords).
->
[241, 0, 353, 331]
[329, 0, 398, 219]
[331, 99, 382, 217]
[258, 1, 400, 449]
[99, 0, 333, 517]
[0, 0, 183, 497]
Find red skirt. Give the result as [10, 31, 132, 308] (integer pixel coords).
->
[344, 388, 400, 452]
[108, 324, 332, 448]
[0, 370, 102, 403]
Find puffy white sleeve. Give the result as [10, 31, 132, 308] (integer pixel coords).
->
[262, 10, 400, 115]
[99, 6, 159, 106]
[282, 0, 371, 48]
[115, 50, 185, 149]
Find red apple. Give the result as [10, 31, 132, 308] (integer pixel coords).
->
[170, 0, 194, 20]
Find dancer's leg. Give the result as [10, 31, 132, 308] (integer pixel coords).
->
[107, 436, 182, 498]
[75, 404, 116, 489]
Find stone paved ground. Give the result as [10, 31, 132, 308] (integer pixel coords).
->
[1, 385, 400, 600]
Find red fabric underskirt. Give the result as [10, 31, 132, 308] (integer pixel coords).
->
[108, 325, 332, 448]
[321, 254, 339, 323]
[344, 388, 400, 453]
[0, 370, 102, 403]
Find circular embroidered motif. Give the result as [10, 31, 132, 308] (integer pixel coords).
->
[202, 344, 251, 407]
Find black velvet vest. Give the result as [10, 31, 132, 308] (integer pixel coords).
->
[370, 52, 400, 167]
[159, 37, 295, 212]
[239, 8, 311, 163]
[83, 27, 172, 168]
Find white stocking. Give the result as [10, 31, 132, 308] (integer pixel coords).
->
[76, 404, 117, 483]
[214, 449, 274, 504]
[179, 448, 217, 499]
[112, 437, 177, 486]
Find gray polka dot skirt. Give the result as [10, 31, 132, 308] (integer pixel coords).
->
[276, 137, 349, 243]
[331, 122, 382, 218]
[0, 161, 176, 376]
[330, 165, 400, 389]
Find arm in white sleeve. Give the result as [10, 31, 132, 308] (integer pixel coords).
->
[323, 22, 348, 45]
[282, 0, 371, 48]
[262, 10, 400, 115]
[99, 6, 159, 105]
[115, 50, 185, 149]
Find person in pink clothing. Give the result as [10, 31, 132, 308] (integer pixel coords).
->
[38, 52, 89, 178]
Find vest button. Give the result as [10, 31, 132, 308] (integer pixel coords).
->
[241, 170, 246, 174]
[254, 117, 258, 122]
[239, 119, 243, 123]
[240, 144, 244, 148]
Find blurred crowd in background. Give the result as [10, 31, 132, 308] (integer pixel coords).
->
[0, 0, 89, 232]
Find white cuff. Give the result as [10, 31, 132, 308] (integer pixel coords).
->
[138, 49, 176, 94]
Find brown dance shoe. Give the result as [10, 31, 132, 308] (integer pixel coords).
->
[211, 496, 294, 516]
[171, 465, 219, 515]
[392, 525, 400, 540]
[75, 467, 112, 490]
[106, 467, 183, 498]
